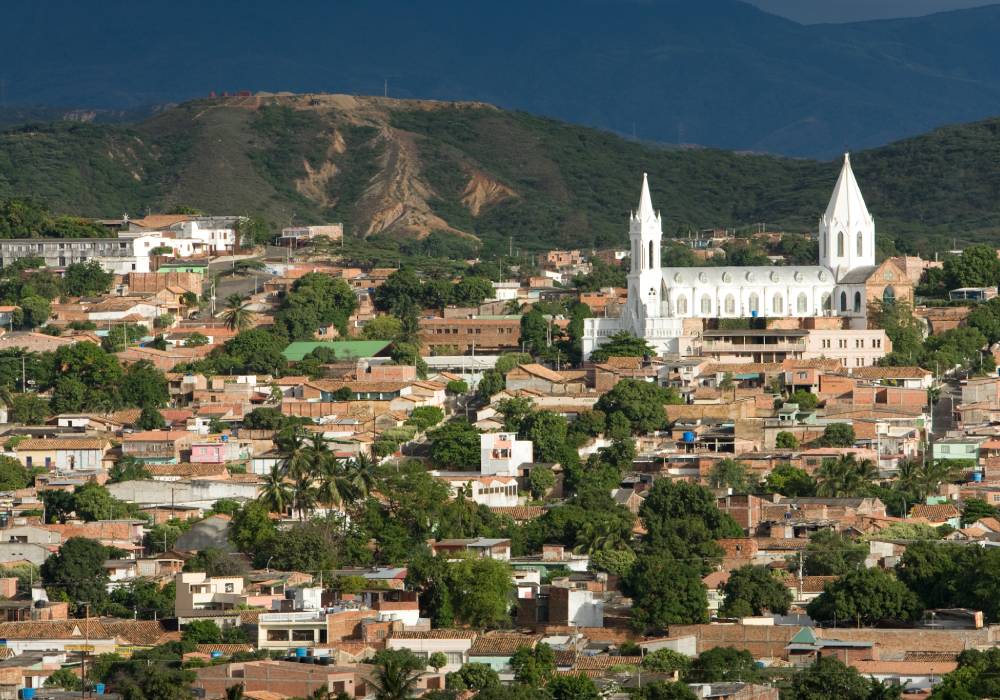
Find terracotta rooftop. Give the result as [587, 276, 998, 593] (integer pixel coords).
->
[574, 655, 643, 670]
[14, 438, 108, 451]
[850, 366, 931, 379]
[469, 634, 541, 656]
[390, 630, 477, 639]
[489, 506, 545, 521]
[512, 363, 566, 383]
[909, 503, 960, 521]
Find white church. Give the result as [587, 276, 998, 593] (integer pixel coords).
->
[582, 154, 887, 359]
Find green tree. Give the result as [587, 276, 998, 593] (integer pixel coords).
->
[707, 458, 752, 493]
[819, 423, 856, 447]
[445, 663, 500, 691]
[511, 644, 555, 686]
[369, 649, 426, 700]
[137, 405, 167, 430]
[572, 410, 606, 437]
[519, 411, 567, 462]
[445, 379, 468, 394]
[373, 270, 423, 313]
[595, 378, 678, 434]
[589, 331, 655, 363]
[73, 483, 132, 521]
[640, 648, 691, 674]
[0, 456, 31, 490]
[688, 647, 761, 683]
[362, 315, 404, 341]
[786, 389, 819, 411]
[184, 332, 209, 348]
[219, 329, 287, 375]
[815, 454, 877, 497]
[428, 420, 480, 470]
[182, 620, 223, 644]
[276, 273, 357, 339]
[528, 466, 556, 499]
[121, 360, 169, 408]
[40, 537, 110, 608]
[636, 682, 698, 700]
[221, 294, 255, 332]
[15, 295, 50, 329]
[962, 497, 999, 525]
[107, 456, 151, 484]
[476, 369, 505, 399]
[944, 244, 1000, 289]
[720, 565, 792, 616]
[806, 567, 922, 625]
[45, 669, 83, 690]
[624, 555, 708, 631]
[144, 519, 189, 554]
[589, 548, 637, 578]
[548, 674, 599, 700]
[448, 555, 512, 627]
[234, 215, 272, 248]
[786, 655, 899, 700]
[929, 648, 1000, 699]
[762, 463, 815, 497]
[9, 393, 49, 424]
[872, 299, 925, 361]
[775, 431, 800, 449]
[803, 530, 868, 575]
[639, 479, 743, 568]
[405, 406, 445, 432]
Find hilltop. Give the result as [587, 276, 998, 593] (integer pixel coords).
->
[2, 94, 1000, 255]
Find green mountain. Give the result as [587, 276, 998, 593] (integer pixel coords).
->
[0, 94, 998, 257]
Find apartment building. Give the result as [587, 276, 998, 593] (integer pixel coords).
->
[0, 236, 157, 273]
[175, 572, 246, 619]
[419, 316, 521, 353]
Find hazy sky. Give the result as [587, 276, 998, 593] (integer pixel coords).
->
[745, 0, 996, 23]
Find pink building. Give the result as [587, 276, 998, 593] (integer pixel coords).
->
[803, 328, 891, 369]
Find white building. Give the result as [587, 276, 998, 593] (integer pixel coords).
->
[434, 473, 520, 508]
[583, 155, 878, 359]
[480, 432, 533, 476]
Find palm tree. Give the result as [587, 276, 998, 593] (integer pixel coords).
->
[368, 651, 424, 700]
[258, 464, 292, 515]
[574, 519, 628, 554]
[221, 293, 254, 332]
[917, 459, 962, 499]
[815, 454, 875, 498]
[291, 472, 317, 521]
[344, 450, 378, 500]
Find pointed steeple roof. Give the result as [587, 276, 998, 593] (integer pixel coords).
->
[824, 153, 871, 226]
[637, 172, 656, 221]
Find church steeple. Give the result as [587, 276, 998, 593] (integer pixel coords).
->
[626, 173, 663, 325]
[819, 153, 875, 276]
[637, 172, 656, 222]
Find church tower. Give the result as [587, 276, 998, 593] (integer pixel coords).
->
[819, 153, 875, 278]
[627, 173, 663, 324]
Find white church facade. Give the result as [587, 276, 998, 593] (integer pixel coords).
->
[582, 154, 882, 359]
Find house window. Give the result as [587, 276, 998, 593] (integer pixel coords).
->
[856, 339, 863, 348]
[267, 629, 290, 641]
[292, 630, 314, 642]
[224, 583, 234, 593]
[874, 338, 881, 348]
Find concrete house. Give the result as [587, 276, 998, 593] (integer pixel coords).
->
[12, 438, 110, 472]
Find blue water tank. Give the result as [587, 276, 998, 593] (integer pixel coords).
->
[210, 651, 223, 659]
[296, 647, 308, 658]
[95, 683, 106, 695]
[682, 431, 696, 443]
[751, 310, 759, 318]
[21, 689, 35, 700]
[973, 471, 984, 482]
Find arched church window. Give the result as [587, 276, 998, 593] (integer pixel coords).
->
[677, 295, 688, 315]
[883, 287, 895, 304]
[724, 295, 735, 315]
[837, 231, 845, 257]
[857, 232, 863, 257]
[854, 291, 862, 313]
[648, 241, 654, 270]
[797, 293, 808, 314]
[822, 293, 832, 311]
[749, 293, 759, 314]
[840, 291, 848, 312]
[773, 294, 783, 314]
[700, 295, 711, 315]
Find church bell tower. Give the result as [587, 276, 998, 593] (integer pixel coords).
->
[819, 153, 875, 278]
[627, 173, 663, 324]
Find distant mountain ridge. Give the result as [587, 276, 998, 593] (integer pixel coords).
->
[2, 94, 1000, 256]
[5, 0, 1000, 156]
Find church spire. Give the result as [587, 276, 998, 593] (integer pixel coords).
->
[637, 172, 656, 221]
[824, 153, 871, 226]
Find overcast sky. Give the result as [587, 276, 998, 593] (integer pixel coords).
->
[745, 0, 996, 23]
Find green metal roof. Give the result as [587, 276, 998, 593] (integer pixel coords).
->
[282, 340, 391, 362]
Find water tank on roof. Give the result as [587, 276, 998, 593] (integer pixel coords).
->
[95, 684, 106, 695]
[295, 647, 308, 658]
[21, 689, 34, 700]
[972, 471, 984, 482]
[682, 431, 696, 443]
